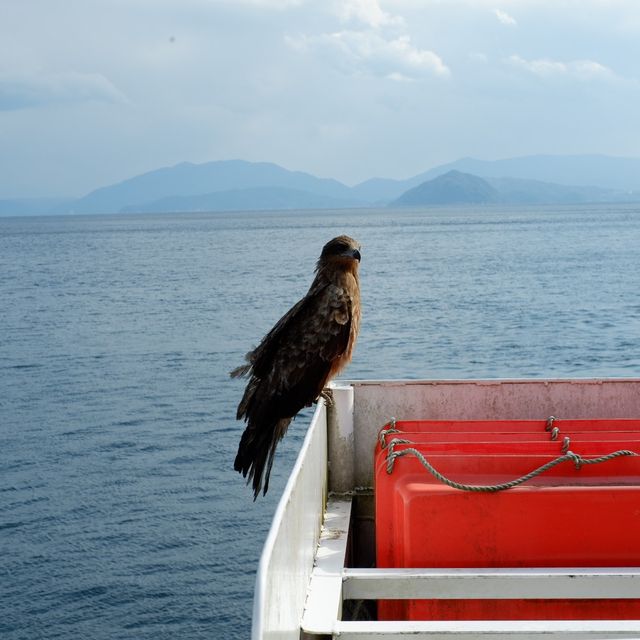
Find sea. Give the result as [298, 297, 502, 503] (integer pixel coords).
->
[2, 204, 640, 639]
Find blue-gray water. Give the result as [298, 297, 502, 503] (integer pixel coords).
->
[2, 204, 640, 639]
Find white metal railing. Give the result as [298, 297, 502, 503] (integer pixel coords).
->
[252, 402, 329, 640]
[342, 568, 640, 600]
[301, 496, 640, 639]
[331, 620, 640, 639]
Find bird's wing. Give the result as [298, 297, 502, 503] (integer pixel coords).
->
[252, 282, 350, 371]
[277, 283, 353, 398]
[239, 282, 353, 415]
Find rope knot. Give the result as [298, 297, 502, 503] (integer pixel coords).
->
[565, 450, 583, 470]
[386, 437, 411, 456]
[379, 417, 399, 449]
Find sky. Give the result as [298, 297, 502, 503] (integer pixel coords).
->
[2, 0, 640, 198]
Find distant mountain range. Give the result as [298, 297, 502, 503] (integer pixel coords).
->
[391, 170, 633, 206]
[3, 154, 640, 216]
[72, 160, 360, 214]
[120, 186, 361, 213]
[359, 154, 640, 203]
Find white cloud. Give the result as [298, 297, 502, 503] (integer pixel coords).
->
[508, 55, 617, 80]
[284, 0, 448, 82]
[334, 0, 405, 28]
[287, 31, 449, 80]
[0, 71, 127, 111]
[495, 9, 517, 26]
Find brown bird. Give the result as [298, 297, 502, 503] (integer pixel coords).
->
[232, 235, 361, 498]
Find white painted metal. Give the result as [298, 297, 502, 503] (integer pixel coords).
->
[251, 401, 328, 640]
[333, 619, 640, 639]
[342, 568, 640, 600]
[300, 497, 352, 635]
[326, 382, 355, 493]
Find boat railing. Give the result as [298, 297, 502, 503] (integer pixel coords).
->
[253, 379, 640, 639]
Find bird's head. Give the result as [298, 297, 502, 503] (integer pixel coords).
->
[317, 235, 361, 272]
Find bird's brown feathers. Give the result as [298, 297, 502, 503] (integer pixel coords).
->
[233, 235, 361, 498]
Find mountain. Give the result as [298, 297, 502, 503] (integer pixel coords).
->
[356, 154, 640, 203]
[71, 159, 359, 214]
[411, 155, 640, 192]
[121, 186, 363, 213]
[484, 177, 625, 205]
[350, 176, 422, 204]
[393, 171, 500, 206]
[5, 154, 640, 216]
[392, 171, 637, 207]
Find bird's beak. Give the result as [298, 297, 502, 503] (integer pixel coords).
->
[350, 248, 361, 262]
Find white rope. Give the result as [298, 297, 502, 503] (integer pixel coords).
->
[385, 446, 638, 492]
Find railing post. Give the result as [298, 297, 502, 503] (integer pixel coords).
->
[327, 382, 355, 494]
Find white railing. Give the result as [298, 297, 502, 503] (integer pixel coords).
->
[251, 402, 329, 640]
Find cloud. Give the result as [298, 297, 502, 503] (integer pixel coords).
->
[284, 0, 447, 83]
[507, 55, 618, 81]
[286, 31, 450, 80]
[0, 71, 127, 111]
[334, 0, 405, 29]
[494, 9, 517, 26]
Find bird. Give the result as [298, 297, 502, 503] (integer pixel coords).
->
[231, 235, 361, 499]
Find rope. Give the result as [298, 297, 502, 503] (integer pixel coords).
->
[378, 418, 398, 449]
[385, 446, 638, 492]
[385, 437, 412, 455]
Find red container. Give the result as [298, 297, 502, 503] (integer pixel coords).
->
[375, 419, 640, 621]
[380, 419, 640, 433]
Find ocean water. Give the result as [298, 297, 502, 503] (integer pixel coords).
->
[2, 204, 640, 639]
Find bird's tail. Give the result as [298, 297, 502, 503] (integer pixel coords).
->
[234, 416, 292, 499]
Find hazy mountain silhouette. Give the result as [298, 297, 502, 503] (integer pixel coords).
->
[485, 176, 623, 205]
[413, 154, 640, 191]
[355, 154, 640, 202]
[4, 155, 640, 215]
[392, 171, 499, 206]
[121, 186, 363, 213]
[72, 160, 359, 214]
[391, 171, 635, 207]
